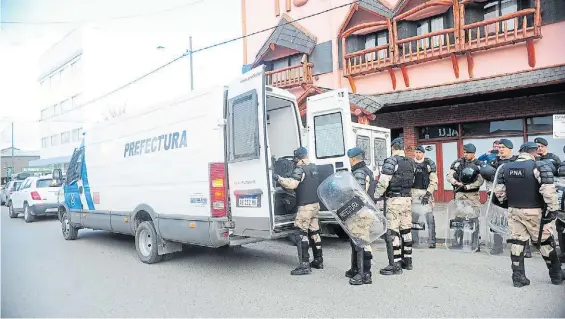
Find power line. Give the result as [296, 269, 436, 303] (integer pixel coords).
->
[40, 0, 361, 123]
[0, 0, 210, 25]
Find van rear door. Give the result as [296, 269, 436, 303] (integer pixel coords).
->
[352, 123, 391, 177]
[306, 89, 353, 172]
[226, 66, 274, 239]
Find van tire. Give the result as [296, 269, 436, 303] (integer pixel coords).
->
[8, 202, 18, 218]
[61, 212, 78, 240]
[24, 204, 35, 223]
[135, 221, 163, 264]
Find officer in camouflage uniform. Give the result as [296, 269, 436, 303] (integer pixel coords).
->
[494, 142, 564, 287]
[411, 145, 438, 249]
[446, 143, 484, 250]
[275, 147, 322, 276]
[375, 138, 416, 275]
[345, 147, 377, 285]
[534, 137, 562, 173]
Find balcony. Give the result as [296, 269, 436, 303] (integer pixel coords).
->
[460, 7, 541, 52]
[265, 63, 313, 89]
[343, 44, 393, 77]
[395, 28, 458, 65]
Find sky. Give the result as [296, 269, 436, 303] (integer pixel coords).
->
[0, 0, 244, 150]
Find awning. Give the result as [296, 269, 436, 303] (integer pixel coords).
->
[28, 156, 72, 167]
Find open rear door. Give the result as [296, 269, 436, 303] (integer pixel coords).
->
[306, 88, 353, 172]
[226, 66, 274, 239]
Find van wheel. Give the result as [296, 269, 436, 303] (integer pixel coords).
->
[24, 204, 35, 223]
[61, 212, 78, 240]
[135, 221, 163, 264]
[8, 202, 18, 218]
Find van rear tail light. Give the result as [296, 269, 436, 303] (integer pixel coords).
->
[31, 191, 42, 201]
[209, 162, 227, 217]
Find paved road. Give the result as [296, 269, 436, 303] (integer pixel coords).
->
[1, 206, 564, 318]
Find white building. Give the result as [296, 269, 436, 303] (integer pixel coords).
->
[31, 26, 191, 172]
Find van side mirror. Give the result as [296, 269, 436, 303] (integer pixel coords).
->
[53, 169, 63, 182]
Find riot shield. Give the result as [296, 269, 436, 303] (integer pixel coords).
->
[556, 176, 564, 216]
[411, 202, 431, 247]
[317, 171, 387, 248]
[445, 198, 481, 253]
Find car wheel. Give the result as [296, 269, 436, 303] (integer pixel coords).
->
[61, 212, 78, 240]
[24, 204, 35, 223]
[8, 202, 18, 218]
[135, 221, 163, 264]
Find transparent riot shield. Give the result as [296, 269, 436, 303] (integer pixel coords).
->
[445, 198, 481, 253]
[556, 176, 564, 214]
[481, 163, 509, 256]
[411, 202, 431, 247]
[317, 171, 387, 248]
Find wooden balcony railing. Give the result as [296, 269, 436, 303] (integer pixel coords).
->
[343, 44, 392, 77]
[395, 28, 458, 65]
[461, 8, 540, 52]
[265, 63, 313, 89]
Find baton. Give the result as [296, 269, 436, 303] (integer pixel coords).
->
[536, 206, 548, 249]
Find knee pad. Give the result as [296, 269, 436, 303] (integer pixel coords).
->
[297, 229, 309, 242]
[308, 229, 321, 243]
[400, 228, 412, 242]
[539, 236, 556, 257]
[507, 238, 528, 255]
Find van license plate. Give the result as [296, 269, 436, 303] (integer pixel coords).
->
[238, 196, 258, 207]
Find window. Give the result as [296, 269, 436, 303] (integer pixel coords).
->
[66, 147, 84, 185]
[526, 116, 552, 133]
[59, 68, 66, 90]
[72, 94, 82, 109]
[36, 179, 54, 188]
[41, 137, 49, 148]
[61, 131, 70, 144]
[269, 54, 305, 71]
[41, 107, 54, 120]
[314, 112, 345, 159]
[54, 103, 62, 116]
[418, 124, 460, 140]
[228, 91, 259, 161]
[364, 30, 389, 60]
[51, 134, 60, 146]
[462, 119, 523, 136]
[484, 0, 519, 33]
[72, 59, 82, 81]
[61, 99, 72, 113]
[356, 135, 371, 165]
[71, 128, 83, 142]
[416, 15, 445, 48]
[374, 137, 388, 165]
[49, 75, 56, 91]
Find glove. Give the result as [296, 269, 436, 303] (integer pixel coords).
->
[421, 191, 432, 205]
[273, 174, 281, 181]
[541, 210, 557, 223]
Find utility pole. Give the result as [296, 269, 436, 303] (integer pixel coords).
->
[189, 36, 194, 91]
[10, 122, 14, 180]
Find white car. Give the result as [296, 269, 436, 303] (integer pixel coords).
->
[8, 175, 61, 223]
[1, 180, 23, 206]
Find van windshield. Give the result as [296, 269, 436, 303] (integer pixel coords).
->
[36, 179, 54, 188]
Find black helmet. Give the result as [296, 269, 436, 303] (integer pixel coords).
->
[460, 166, 479, 184]
[479, 164, 496, 182]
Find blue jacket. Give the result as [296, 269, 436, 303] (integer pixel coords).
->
[478, 153, 497, 163]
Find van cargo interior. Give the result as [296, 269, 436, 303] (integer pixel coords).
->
[265, 95, 302, 223]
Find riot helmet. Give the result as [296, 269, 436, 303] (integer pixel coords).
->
[479, 163, 496, 182]
[460, 166, 479, 184]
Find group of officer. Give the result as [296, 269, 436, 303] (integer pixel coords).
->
[274, 135, 564, 288]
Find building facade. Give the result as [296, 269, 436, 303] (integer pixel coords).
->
[242, 0, 565, 202]
[1, 147, 40, 184]
[32, 26, 191, 173]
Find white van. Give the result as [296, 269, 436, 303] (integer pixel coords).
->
[54, 66, 390, 263]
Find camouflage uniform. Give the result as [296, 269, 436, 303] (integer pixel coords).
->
[375, 149, 416, 274]
[494, 151, 564, 286]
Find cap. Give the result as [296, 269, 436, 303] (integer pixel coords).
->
[493, 140, 501, 145]
[463, 143, 476, 153]
[391, 137, 404, 147]
[534, 137, 548, 146]
[293, 147, 308, 159]
[415, 145, 425, 153]
[519, 142, 538, 152]
[347, 147, 364, 158]
[498, 138, 513, 149]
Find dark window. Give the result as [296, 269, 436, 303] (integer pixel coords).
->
[314, 112, 345, 159]
[462, 119, 523, 136]
[66, 147, 84, 185]
[416, 14, 445, 48]
[526, 116, 552, 133]
[36, 179, 54, 188]
[363, 30, 389, 59]
[484, 0, 519, 32]
[418, 124, 460, 140]
[391, 128, 403, 140]
[356, 135, 371, 165]
[228, 90, 259, 162]
[266, 54, 306, 71]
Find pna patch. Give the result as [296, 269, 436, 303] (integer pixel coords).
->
[508, 168, 526, 178]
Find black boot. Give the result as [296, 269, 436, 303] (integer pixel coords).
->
[491, 233, 504, 255]
[511, 248, 530, 288]
[308, 231, 323, 269]
[547, 249, 564, 285]
[556, 220, 565, 262]
[400, 229, 413, 270]
[380, 232, 402, 276]
[426, 212, 437, 249]
[524, 241, 532, 258]
[291, 235, 311, 276]
[452, 230, 463, 249]
[345, 241, 358, 278]
[350, 248, 372, 285]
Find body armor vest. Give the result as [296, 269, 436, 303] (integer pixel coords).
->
[352, 163, 377, 200]
[413, 160, 430, 190]
[503, 160, 544, 209]
[296, 164, 320, 206]
[387, 156, 415, 197]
